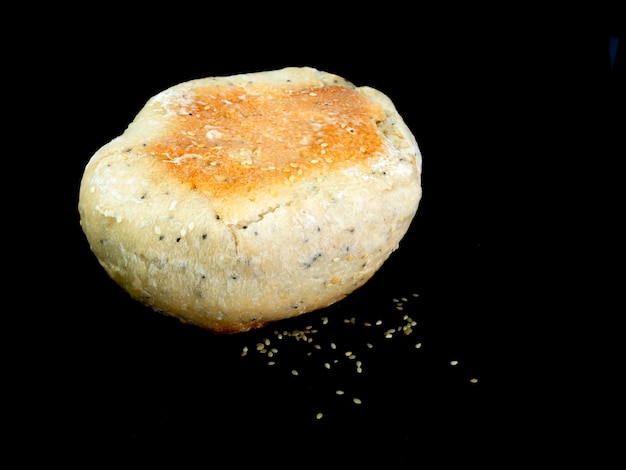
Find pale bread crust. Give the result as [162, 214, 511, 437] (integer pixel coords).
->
[78, 67, 422, 333]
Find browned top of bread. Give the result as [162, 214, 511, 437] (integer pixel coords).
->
[146, 82, 386, 200]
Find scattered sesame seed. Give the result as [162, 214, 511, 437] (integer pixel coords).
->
[236, 290, 474, 420]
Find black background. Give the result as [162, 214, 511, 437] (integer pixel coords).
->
[15, 8, 623, 466]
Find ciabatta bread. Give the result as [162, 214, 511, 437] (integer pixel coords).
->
[78, 67, 422, 333]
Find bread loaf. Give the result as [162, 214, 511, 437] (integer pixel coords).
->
[78, 67, 422, 333]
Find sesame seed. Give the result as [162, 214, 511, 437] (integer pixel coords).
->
[415, 343, 422, 348]
[316, 412, 323, 420]
[291, 370, 298, 376]
[450, 360, 459, 366]
[353, 398, 362, 405]
[336, 390, 344, 395]
[470, 378, 478, 383]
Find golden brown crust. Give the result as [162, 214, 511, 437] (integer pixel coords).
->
[146, 84, 386, 201]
